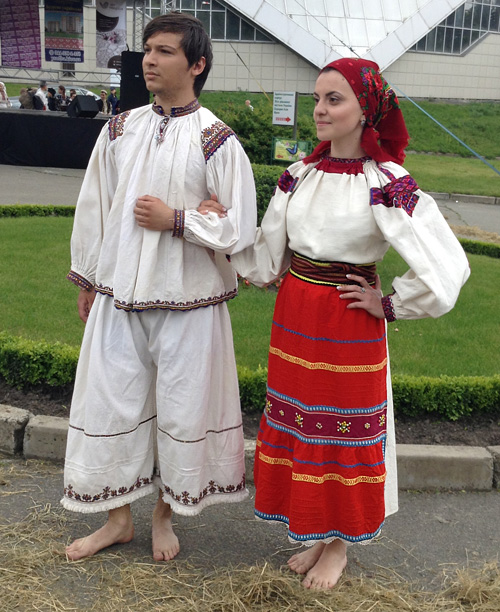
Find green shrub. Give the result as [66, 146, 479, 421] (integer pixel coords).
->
[252, 164, 282, 223]
[0, 331, 499, 419]
[0, 332, 79, 388]
[459, 238, 500, 258]
[237, 365, 267, 413]
[393, 374, 500, 421]
[204, 100, 316, 165]
[0, 205, 75, 217]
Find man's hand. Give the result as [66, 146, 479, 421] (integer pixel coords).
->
[134, 195, 174, 230]
[77, 289, 97, 323]
[337, 274, 385, 319]
[197, 194, 227, 218]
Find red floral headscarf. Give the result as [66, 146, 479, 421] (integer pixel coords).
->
[304, 58, 409, 165]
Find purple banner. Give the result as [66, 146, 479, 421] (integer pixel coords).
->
[45, 0, 84, 63]
[0, 0, 42, 69]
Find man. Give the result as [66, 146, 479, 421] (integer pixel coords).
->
[107, 86, 119, 115]
[35, 80, 48, 110]
[62, 12, 257, 562]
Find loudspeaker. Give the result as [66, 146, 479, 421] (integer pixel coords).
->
[67, 95, 99, 118]
[120, 51, 150, 111]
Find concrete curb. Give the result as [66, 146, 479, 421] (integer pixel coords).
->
[429, 191, 500, 206]
[1, 405, 499, 491]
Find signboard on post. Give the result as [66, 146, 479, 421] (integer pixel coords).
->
[272, 91, 297, 126]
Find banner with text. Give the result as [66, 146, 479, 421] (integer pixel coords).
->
[96, 0, 127, 69]
[45, 0, 84, 63]
[0, 0, 41, 68]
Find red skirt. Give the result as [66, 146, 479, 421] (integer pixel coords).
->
[254, 267, 388, 544]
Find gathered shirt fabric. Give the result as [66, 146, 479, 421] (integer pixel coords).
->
[68, 101, 257, 310]
[231, 155, 470, 319]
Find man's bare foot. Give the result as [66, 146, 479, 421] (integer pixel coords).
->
[65, 505, 134, 561]
[302, 539, 347, 590]
[152, 494, 180, 561]
[288, 542, 325, 574]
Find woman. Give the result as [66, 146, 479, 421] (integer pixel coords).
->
[56, 85, 70, 111]
[201, 58, 470, 589]
[0, 82, 12, 109]
[97, 89, 111, 114]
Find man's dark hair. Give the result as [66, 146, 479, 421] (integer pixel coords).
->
[142, 12, 213, 97]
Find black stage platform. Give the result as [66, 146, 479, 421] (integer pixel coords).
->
[0, 109, 108, 169]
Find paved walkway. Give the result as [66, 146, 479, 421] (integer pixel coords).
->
[0, 164, 500, 235]
[1, 454, 499, 591]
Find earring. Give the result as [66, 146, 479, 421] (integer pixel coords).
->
[360, 117, 366, 127]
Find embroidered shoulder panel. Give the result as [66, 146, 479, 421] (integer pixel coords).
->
[108, 110, 131, 141]
[277, 169, 299, 194]
[201, 121, 235, 161]
[370, 166, 419, 217]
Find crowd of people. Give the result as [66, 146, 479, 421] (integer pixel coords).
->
[1, 80, 120, 114]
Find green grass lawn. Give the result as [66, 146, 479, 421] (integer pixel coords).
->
[0, 216, 498, 377]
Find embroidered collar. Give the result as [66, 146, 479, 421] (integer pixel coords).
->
[315, 154, 372, 176]
[321, 153, 371, 164]
[152, 99, 200, 117]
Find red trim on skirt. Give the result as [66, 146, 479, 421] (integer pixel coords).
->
[254, 271, 388, 544]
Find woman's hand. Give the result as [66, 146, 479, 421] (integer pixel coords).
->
[337, 274, 385, 319]
[197, 194, 227, 217]
[77, 288, 96, 323]
[134, 195, 174, 230]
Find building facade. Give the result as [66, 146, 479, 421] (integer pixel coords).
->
[0, 0, 499, 100]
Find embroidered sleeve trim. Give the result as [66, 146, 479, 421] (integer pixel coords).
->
[172, 209, 185, 238]
[108, 110, 131, 141]
[201, 121, 235, 161]
[382, 294, 397, 322]
[370, 169, 420, 217]
[67, 270, 94, 291]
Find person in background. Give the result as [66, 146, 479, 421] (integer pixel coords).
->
[97, 89, 111, 114]
[18, 88, 34, 109]
[69, 89, 77, 101]
[107, 86, 119, 115]
[0, 82, 12, 109]
[35, 80, 49, 110]
[56, 85, 70, 111]
[199, 57, 470, 590]
[47, 87, 58, 111]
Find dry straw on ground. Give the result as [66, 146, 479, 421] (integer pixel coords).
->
[0, 499, 498, 612]
[450, 224, 500, 244]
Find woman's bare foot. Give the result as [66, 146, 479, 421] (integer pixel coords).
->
[152, 494, 180, 561]
[65, 505, 134, 561]
[302, 539, 347, 590]
[288, 542, 325, 574]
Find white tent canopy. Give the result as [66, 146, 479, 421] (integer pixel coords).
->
[226, 0, 466, 69]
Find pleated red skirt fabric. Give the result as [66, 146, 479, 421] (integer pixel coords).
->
[254, 271, 388, 544]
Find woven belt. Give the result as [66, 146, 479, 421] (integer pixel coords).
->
[289, 253, 377, 286]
